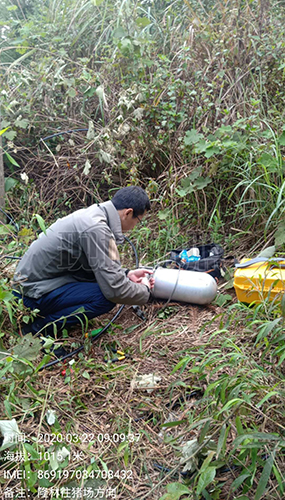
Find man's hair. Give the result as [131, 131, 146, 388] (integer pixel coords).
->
[112, 186, 150, 218]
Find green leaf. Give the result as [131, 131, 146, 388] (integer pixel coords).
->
[136, 17, 151, 28]
[158, 209, 171, 220]
[277, 349, 285, 366]
[196, 467, 216, 496]
[34, 354, 51, 373]
[112, 26, 127, 39]
[194, 139, 207, 153]
[0, 224, 15, 235]
[216, 424, 227, 459]
[67, 88, 77, 98]
[5, 152, 20, 166]
[254, 453, 275, 500]
[171, 356, 191, 374]
[215, 125, 233, 136]
[24, 442, 40, 459]
[4, 400, 12, 419]
[200, 451, 215, 473]
[233, 432, 280, 450]
[0, 126, 10, 136]
[13, 334, 42, 361]
[3, 130, 17, 141]
[235, 416, 243, 435]
[5, 302, 13, 323]
[15, 118, 29, 129]
[82, 371, 90, 379]
[221, 140, 238, 148]
[0, 289, 14, 302]
[175, 186, 194, 197]
[256, 391, 279, 408]
[231, 473, 251, 492]
[258, 153, 279, 172]
[278, 132, 285, 146]
[91, 0, 105, 5]
[34, 214, 47, 235]
[41, 336, 54, 349]
[213, 294, 233, 307]
[194, 176, 211, 189]
[198, 419, 211, 444]
[161, 419, 187, 428]
[217, 398, 244, 415]
[204, 146, 220, 158]
[184, 129, 204, 146]
[274, 222, 285, 247]
[5, 177, 17, 192]
[257, 246, 275, 259]
[187, 166, 202, 181]
[272, 464, 284, 494]
[159, 482, 191, 500]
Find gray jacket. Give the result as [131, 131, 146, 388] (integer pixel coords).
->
[12, 201, 150, 305]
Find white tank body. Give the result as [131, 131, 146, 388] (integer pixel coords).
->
[152, 268, 218, 305]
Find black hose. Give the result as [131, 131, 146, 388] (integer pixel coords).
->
[153, 462, 191, 478]
[153, 461, 241, 479]
[40, 304, 125, 370]
[2, 256, 21, 260]
[41, 129, 88, 141]
[134, 390, 202, 423]
[0, 207, 19, 231]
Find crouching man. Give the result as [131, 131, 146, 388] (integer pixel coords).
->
[12, 186, 154, 337]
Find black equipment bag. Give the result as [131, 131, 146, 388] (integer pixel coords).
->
[168, 243, 224, 279]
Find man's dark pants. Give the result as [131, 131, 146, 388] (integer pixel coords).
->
[14, 283, 115, 336]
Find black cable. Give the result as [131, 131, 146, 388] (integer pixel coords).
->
[123, 235, 138, 258]
[153, 462, 191, 478]
[152, 259, 183, 309]
[40, 305, 124, 370]
[39, 235, 139, 370]
[134, 390, 202, 423]
[41, 129, 88, 141]
[2, 256, 21, 260]
[0, 207, 19, 231]
[153, 461, 241, 479]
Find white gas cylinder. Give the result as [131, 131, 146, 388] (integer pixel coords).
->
[152, 267, 217, 305]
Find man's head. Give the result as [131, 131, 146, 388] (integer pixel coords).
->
[112, 186, 150, 232]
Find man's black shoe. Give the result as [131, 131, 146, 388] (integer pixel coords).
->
[49, 345, 68, 359]
[21, 322, 32, 336]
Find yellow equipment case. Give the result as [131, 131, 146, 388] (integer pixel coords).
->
[234, 258, 285, 304]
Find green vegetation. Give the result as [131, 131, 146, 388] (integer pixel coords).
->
[0, 1, 285, 499]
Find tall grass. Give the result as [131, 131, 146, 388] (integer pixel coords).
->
[1, 0, 285, 242]
[167, 297, 285, 499]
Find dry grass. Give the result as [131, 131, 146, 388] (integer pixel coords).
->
[1, 282, 284, 499]
[0, 300, 230, 499]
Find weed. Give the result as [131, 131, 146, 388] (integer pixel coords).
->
[163, 297, 285, 499]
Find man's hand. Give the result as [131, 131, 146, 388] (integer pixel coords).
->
[128, 269, 155, 290]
